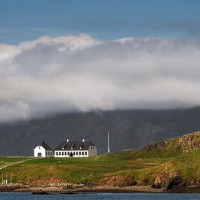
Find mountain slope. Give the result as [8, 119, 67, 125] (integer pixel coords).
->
[1, 107, 200, 155]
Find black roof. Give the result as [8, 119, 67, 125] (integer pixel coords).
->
[41, 141, 52, 151]
[55, 140, 95, 151]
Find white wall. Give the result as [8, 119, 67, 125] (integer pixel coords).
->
[34, 146, 53, 157]
[34, 145, 97, 158]
[54, 146, 97, 158]
[34, 146, 46, 157]
[54, 150, 89, 157]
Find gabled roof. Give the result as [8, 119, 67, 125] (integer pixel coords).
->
[41, 141, 52, 151]
[55, 140, 95, 151]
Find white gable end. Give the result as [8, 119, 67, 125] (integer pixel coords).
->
[34, 146, 46, 157]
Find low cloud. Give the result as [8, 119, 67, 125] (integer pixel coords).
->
[0, 34, 200, 122]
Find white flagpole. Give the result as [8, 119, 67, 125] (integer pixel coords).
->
[108, 132, 110, 153]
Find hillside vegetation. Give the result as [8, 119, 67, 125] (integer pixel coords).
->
[3, 131, 200, 190]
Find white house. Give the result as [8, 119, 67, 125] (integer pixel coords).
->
[54, 139, 97, 158]
[34, 142, 53, 157]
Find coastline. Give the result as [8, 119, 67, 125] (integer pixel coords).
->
[1, 185, 200, 193]
[0, 185, 164, 193]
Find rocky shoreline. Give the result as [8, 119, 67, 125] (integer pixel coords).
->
[1, 184, 200, 193]
[0, 185, 164, 193]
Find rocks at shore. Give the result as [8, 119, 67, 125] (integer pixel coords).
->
[152, 170, 182, 190]
[0, 183, 28, 192]
[32, 191, 49, 195]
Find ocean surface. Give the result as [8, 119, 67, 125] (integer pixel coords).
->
[0, 193, 200, 200]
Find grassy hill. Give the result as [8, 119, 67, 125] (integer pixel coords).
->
[2, 131, 200, 190]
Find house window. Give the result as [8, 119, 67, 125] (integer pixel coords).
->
[73, 152, 75, 155]
[85, 152, 87, 155]
[68, 152, 69, 155]
[56, 152, 58, 156]
[76, 152, 78, 155]
[38, 153, 42, 157]
[82, 151, 84, 155]
[59, 152, 61, 155]
[65, 152, 67, 155]
[79, 152, 81, 155]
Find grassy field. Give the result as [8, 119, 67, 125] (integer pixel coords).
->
[0, 157, 31, 168]
[2, 131, 200, 188]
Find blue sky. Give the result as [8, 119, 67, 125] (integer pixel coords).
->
[0, 0, 200, 43]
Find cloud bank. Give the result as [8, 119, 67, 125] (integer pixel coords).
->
[0, 34, 200, 122]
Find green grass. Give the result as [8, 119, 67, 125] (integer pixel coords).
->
[0, 157, 31, 168]
[1, 150, 199, 186]
[2, 132, 200, 186]
[0, 157, 29, 162]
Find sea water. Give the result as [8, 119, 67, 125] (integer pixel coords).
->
[0, 193, 200, 200]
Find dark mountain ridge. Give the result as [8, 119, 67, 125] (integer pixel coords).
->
[1, 107, 200, 156]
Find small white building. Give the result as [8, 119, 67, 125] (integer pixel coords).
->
[34, 142, 53, 157]
[54, 139, 97, 158]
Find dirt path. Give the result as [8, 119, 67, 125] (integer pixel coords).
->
[0, 159, 32, 170]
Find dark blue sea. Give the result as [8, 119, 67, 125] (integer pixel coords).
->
[0, 193, 200, 200]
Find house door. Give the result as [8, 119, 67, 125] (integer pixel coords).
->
[70, 152, 73, 157]
[38, 152, 42, 157]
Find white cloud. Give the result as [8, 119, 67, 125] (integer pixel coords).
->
[0, 34, 200, 122]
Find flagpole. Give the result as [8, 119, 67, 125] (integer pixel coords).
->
[108, 132, 110, 153]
